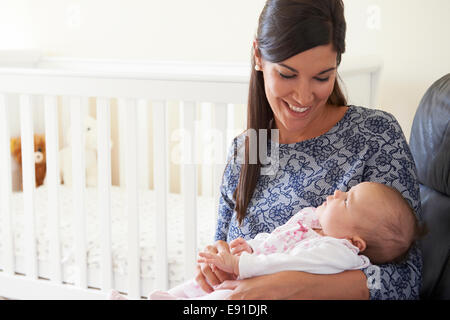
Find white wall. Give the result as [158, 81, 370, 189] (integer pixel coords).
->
[0, 1, 33, 50]
[1, 0, 449, 139]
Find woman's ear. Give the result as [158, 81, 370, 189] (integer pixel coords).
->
[253, 39, 262, 70]
[349, 236, 366, 253]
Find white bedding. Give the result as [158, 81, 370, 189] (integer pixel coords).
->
[0, 185, 218, 294]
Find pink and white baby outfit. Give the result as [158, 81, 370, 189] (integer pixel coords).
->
[149, 207, 371, 300]
[238, 207, 370, 279]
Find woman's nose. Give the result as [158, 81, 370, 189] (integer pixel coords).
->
[293, 81, 313, 106]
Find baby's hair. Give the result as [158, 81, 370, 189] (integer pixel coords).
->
[359, 184, 427, 265]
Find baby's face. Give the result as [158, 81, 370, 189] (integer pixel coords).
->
[316, 182, 378, 238]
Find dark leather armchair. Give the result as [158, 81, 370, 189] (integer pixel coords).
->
[410, 73, 450, 299]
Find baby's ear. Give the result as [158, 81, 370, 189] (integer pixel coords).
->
[348, 236, 366, 253]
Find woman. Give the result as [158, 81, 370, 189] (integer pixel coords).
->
[196, 0, 422, 299]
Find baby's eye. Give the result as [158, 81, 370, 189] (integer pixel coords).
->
[344, 199, 348, 206]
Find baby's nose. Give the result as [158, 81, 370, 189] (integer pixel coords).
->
[334, 189, 344, 198]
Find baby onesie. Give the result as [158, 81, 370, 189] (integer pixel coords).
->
[239, 207, 371, 279]
[149, 207, 371, 300]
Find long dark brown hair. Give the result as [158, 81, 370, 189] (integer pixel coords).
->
[233, 0, 348, 225]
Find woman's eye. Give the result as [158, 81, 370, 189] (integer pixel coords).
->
[315, 77, 330, 82]
[279, 73, 329, 82]
[278, 72, 296, 79]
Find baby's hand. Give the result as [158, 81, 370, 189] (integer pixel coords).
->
[230, 237, 253, 256]
[197, 251, 239, 276]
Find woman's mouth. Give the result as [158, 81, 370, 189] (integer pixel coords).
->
[282, 100, 311, 115]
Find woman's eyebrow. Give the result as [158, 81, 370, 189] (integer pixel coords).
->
[318, 67, 336, 75]
[278, 63, 298, 73]
[277, 64, 336, 75]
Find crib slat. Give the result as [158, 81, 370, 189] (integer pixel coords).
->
[20, 94, 38, 279]
[44, 96, 62, 284]
[137, 99, 149, 189]
[70, 97, 87, 288]
[119, 99, 141, 299]
[226, 103, 236, 144]
[0, 94, 15, 275]
[180, 101, 198, 280]
[118, 104, 126, 187]
[200, 103, 213, 197]
[152, 100, 169, 290]
[96, 98, 113, 292]
[213, 103, 229, 216]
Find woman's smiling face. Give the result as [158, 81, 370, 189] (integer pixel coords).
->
[255, 43, 339, 143]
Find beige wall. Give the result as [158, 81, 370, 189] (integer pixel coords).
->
[2, 0, 450, 140]
[345, 0, 450, 140]
[23, 0, 267, 61]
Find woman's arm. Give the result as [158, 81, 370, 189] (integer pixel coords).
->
[360, 112, 423, 299]
[216, 270, 369, 300]
[196, 137, 244, 293]
[214, 137, 241, 242]
[361, 244, 422, 300]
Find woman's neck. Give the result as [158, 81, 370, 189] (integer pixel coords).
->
[274, 105, 348, 144]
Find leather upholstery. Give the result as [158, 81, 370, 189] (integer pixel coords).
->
[410, 73, 450, 299]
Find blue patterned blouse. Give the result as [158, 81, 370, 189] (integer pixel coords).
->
[214, 105, 423, 300]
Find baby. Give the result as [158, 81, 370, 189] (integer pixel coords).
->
[109, 181, 423, 300]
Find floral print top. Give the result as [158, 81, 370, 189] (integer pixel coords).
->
[214, 105, 423, 300]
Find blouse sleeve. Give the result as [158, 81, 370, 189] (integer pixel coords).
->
[360, 111, 423, 300]
[214, 137, 242, 242]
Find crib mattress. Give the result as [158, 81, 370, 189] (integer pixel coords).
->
[0, 185, 218, 295]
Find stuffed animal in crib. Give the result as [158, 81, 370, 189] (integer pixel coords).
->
[59, 116, 99, 187]
[10, 134, 47, 188]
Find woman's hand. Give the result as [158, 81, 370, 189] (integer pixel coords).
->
[194, 240, 237, 293]
[198, 250, 240, 276]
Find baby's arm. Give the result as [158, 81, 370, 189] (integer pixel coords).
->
[230, 237, 253, 256]
[197, 251, 240, 276]
[238, 239, 370, 279]
[196, 238, 254, 277]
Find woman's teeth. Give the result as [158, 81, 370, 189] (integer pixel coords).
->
[288, 103, 309, 113]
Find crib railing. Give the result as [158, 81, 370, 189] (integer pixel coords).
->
[0, 63, 249, 299]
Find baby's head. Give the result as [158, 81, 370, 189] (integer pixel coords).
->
[316, 182, 424, 264]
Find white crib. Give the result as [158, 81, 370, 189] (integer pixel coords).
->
[0, 51, 382, 300]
